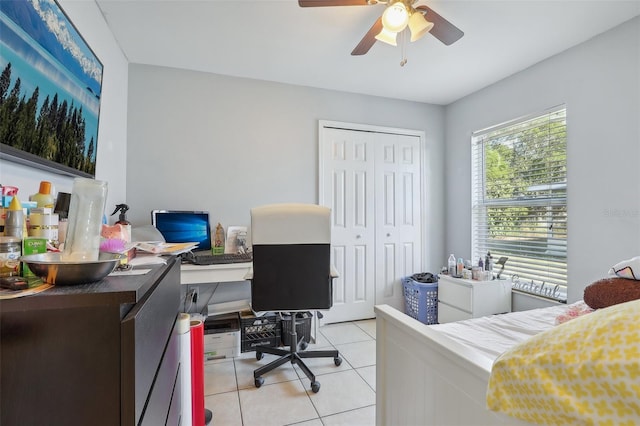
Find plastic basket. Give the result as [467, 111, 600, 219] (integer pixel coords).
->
[280, 312, 312, 346]
[402, 276, 438, 324]
[239, 312, 281, 352]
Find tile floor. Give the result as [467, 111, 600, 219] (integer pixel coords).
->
[204, 319, 377, 426]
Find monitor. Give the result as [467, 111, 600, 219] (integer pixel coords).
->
[151, 210, 211, 251]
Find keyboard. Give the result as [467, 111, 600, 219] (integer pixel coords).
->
[185, 251, 253, 265]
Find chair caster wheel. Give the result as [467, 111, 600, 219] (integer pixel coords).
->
[311, 381, 321, 393]
[255, 377, 264, 388]
[334, 357, 342, 366]
[299, 341, 308, 350]
[256, 352, 263, 360]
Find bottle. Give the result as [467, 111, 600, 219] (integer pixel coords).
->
[5, 196, 24, 239]
[448, 254, 456, 276]
[110, 204, 132, 243]
[213, 223, 225, 255]
[62, 178, 108, 262]
[54, 192, 71, 245]
[457, 257, 464, 277]
[30, 181, 55, 208]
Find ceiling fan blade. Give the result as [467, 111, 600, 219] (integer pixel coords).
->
[351, 17, 383, 56]
[416, 5, 464, 46]
[298, 0, 369, 6]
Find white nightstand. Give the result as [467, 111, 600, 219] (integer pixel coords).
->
[437, 274, 512, 323]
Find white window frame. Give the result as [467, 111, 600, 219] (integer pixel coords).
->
[471, 106, 567, 302]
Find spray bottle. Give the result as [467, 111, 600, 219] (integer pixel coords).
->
[5, 196, 25, 238]
[110, 204, 131, 243]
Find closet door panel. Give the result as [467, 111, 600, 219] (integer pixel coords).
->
[321, 127, 376, 323]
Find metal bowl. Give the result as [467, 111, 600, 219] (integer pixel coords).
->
[20, 252, 123, 286]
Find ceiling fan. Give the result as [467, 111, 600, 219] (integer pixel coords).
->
[298, 0, 464, 56]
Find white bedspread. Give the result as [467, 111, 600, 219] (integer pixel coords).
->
[429, 302, 580, 361]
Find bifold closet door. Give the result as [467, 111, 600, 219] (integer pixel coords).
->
[320, 124, 423, 324]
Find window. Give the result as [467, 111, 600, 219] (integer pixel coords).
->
[471, 106, 567, 301]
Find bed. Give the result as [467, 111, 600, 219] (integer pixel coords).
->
[375, 299, 640, 426]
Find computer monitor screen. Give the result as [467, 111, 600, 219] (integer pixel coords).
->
[151, 210, 211, 251]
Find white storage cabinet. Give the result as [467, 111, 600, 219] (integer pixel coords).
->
[437, 275, 512, 323]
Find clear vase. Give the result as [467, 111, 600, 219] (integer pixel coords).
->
[61, 178, 108, 261]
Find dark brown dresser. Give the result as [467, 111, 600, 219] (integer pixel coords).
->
[0, 256, 182, 426]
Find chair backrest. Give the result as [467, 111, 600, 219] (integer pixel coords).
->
[250, 203, 332, 312]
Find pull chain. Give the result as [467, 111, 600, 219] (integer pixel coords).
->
[399, 29, 407, 67]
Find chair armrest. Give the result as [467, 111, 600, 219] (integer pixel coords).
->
[330, 264, 339, 279]
[244, 267, 253, 280]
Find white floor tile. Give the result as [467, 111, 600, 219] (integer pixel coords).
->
[290, 419, 324, 426]
[239, 379, 319, 426]
[334, 340, 376, 369]
[310, 329, 332, 347]
[204, 359, 237, 395]
[321, 405, 376, 426]
[320, 323, 373, 346]
[292, 350, 352, 382]
[204, 391, 242, 426]
[234, 352, 300, 390]
[353, 319, 377, 339]
[356, 365, 376, 391]
[308, 369, 376, 417]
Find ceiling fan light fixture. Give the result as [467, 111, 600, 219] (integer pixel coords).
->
[381, 1, 409, 33]
[408, 11, 434, 42]
[375, 27, 398, 46]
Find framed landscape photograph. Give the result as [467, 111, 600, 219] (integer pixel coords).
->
[0, 0, 103, 178]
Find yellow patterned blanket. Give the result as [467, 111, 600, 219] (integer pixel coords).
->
[487, 299, 640, 425]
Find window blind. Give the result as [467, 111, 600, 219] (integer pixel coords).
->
[472, 107, 567, 300]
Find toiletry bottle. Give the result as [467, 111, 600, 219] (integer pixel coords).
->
[110, 204, 132, 243]
[213, 223, 225, 255]
[54, 192, 71, 245]
[457, 257, 464, 277]
[448, 254, 456, 276]
[5, 196, 24, 238]
[30, 181, 54, 208]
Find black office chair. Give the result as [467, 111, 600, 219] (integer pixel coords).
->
[246, 203, 342, 393]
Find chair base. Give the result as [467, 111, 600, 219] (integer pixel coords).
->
[253, 332, 341, 393]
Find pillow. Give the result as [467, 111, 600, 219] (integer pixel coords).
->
[487, 299, 640, 425]
[554, 300, 593, 325]
[609, 256, 640, 279]
[583, 277, 640, 309]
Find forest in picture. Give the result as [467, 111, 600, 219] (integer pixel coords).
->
[0, 63, 97, 176]
[0, 0, 102, 177]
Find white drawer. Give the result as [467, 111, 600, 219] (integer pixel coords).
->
[438, 302, 472, 324]
[438, 279, 472, 312]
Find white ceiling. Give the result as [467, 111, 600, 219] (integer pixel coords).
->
[95, 0, 640, 105]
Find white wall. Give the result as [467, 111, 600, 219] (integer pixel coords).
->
[444, 17, 640, 303]
[0, 0, 128, 215]
[126, 65, 447, 273]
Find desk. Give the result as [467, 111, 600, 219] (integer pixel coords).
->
[181, 262, 252, 316]
[180, 262, 252, 285]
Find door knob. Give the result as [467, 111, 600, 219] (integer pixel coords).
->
[386, 233, 391, 237]
[356, 234, 362, 239]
